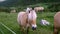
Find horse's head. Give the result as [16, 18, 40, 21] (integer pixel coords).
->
[26, 7, 32, 14]
[28, 10, 37, 30]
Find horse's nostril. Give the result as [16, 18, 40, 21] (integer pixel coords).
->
[32, 27, 36, 30]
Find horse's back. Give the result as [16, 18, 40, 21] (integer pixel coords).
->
[34, 7, 44, 11]
[54, 12, 60, 28]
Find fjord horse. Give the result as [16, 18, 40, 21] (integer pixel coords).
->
[17, 8, 37, 34]
[54, 12, 60, 34]
[34, 7, 44, 12]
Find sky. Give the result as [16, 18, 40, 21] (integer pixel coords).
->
[0, 0, 6, 2]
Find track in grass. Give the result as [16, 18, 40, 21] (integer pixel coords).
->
[0, 22, 16, 34]
[0, 28, 4, 34]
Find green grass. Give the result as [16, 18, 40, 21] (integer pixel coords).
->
[0, 12, 56, 34]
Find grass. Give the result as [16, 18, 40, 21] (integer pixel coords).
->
[0, 23, 16, 34]
[0, 12, 56, 34]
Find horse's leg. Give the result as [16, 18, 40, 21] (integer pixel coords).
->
[20, 25, 27, 34]
[54, 28, 59, 34]
[26, 27, 29, 34]
[20, 25, 25, 34]
[26, 23, 30, 34]
[18, 24, 22, 34]
[20, 26, 23, 34]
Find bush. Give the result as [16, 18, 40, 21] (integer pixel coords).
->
[48, 4, 60, 12]
[0, 7, 11, 13]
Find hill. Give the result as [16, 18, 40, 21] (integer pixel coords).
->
[0, 0, 60, 7]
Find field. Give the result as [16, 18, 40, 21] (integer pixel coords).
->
[0, 12, 56, 34]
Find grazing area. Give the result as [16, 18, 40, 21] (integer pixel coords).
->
[0, 0, 60, 34]
[0, 12, 55, 34]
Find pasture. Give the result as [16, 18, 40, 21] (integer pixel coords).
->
[0, 12, 55, 34]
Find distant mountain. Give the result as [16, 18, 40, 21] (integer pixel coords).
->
[0, 0, 60, 7]
[0, 0, 19, 7]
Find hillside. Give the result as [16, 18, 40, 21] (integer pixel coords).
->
[0, 0, 60, 7]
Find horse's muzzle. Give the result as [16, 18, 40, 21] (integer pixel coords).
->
[32, 27, 36, 30]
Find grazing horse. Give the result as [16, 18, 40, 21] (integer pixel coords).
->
[17, 7, 37, 34]
[10, 9, 16, 13]
[54, 11, 60, 34]
[34, 7, 44, 12]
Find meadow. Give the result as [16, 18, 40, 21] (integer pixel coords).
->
[0, 12, 56, 34]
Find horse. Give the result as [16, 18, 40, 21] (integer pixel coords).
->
[10, 9, 16, 13]
[34, 7, 44, 12]
[17, 7, 37, 34]
[54, 11, 60, 34]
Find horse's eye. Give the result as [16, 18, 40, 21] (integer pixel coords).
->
[29, 11, 30, 13]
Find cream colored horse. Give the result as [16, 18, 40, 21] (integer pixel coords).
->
[17, 7, 37, 34]
[34, 7, 44, 12]
[54, 11, 60, 34]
